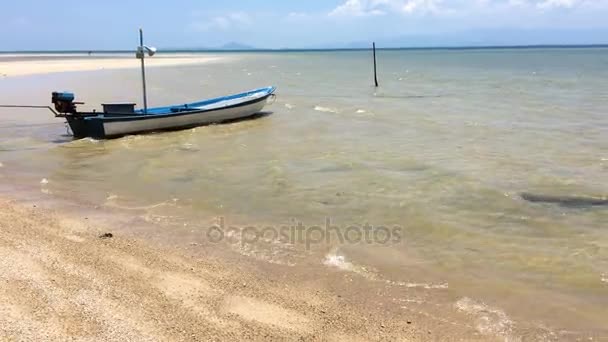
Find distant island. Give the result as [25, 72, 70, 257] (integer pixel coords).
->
[159, 42, 259, 52]
[218, 42, 257, 50]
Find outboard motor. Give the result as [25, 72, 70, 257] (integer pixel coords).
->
[51, 92, 77, 114]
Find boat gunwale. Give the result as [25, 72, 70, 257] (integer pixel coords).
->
[80, 86, 276, 123]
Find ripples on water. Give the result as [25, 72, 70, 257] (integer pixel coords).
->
[1, 48, 607, 338]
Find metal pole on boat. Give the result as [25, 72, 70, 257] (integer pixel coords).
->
[139, 28, 148, 114]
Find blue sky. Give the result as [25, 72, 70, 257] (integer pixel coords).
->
[1, 0, 607, 50]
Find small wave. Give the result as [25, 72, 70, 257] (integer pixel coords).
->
[455, 297, 515, 340]
[602, 274, 608, 284]
[178, 143, 199, 152]
[66, 137, 101, 146]
[323, 251, 377, 281]
[120, 136, 144, 149]
[82, 137, 101, 144]
[220, 228, 302, 267]
[323, 253, 354, 271]
[314, 106, 339, 113]
[356, 109, 366, 114]
[393, 281, 449, 289]
[40, 178, 51, 194]
[323, 251, 448, 290]
[142, 213, 179, 224]
[233, 244, 298, 267]
[104, 197, 178, 211]
[285, 104, 295, 110]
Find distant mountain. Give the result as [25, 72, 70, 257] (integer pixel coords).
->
[160, 42, 258, 52]
[218, 42, 257, 50]
[315, 28, 608, 50]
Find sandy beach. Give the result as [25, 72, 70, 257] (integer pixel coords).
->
[0, 54, 228, 77]
[0, 197, 488, 341]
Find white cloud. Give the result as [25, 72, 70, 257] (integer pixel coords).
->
[329, 0, 453, 17]
[190, 12, 252, 32]
[536, 0, 579, 8]
[329, 0, 388, 17]
[329, 0, 603, 17]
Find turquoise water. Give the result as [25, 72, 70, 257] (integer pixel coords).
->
[1, 48, 607, 339]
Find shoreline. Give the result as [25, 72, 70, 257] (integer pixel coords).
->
[0, 194, 484, 341]
[1, 53, 604, 341]
[0, 54, 231, 77]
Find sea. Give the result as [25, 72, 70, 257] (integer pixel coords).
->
[1, 48, 607, 340]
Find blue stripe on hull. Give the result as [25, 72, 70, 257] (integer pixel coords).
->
[68, 87, 275, 139]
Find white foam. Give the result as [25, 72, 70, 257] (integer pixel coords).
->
[0, 162, 3, 168]
[601, 274, 608, 284]
[323, 252, 448, 290]
[104, 199, 176, 211]
[234, 244, 298, 267]
[395, 281, 449, 289]
[179, 143, 198, 151]
[285, 103, 294, 110]
[40, 178, 49, 185]
[323, 253, 355, 272]
[106, 194, 118, 201]
[314, 106, 339, 113]
[455, 297, 515, 340]
[356, 109, 366, 114]
[81, 137, 101, 144]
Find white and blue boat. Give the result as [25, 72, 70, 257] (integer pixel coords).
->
[1, 29, 276, 139]
[52, 86, 276, 139]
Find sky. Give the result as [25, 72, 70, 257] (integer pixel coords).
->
[1, 0, 608, 50]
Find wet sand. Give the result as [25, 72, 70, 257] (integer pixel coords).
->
[0, 197, 492, 341]
[0, 54, 228, 77]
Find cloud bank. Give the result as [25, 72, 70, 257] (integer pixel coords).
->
[328, 0, 606, 17]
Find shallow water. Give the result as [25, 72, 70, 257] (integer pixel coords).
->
[1, 48, 607, 338]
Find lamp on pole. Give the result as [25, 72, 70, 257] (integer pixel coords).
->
[136, 29, 157, 114]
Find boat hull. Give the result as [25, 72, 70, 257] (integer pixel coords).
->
[67, 87, 275, 139]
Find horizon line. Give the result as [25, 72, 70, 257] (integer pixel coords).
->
[1, 44, 608, 54]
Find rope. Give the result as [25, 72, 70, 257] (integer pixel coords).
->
[268, 94, 277, 105]
[0, 105, 59, 116]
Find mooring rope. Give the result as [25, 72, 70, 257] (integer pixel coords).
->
[0, 105, 59, 115]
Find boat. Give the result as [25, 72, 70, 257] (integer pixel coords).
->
[52, 86, 276, 139]
[0, 29, 276, 139]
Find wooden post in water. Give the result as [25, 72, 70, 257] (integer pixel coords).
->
[373, 42, 379, 87]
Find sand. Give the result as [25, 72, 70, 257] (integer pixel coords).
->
[0, 54, 228, 77]
[1, 197, 483, 341]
